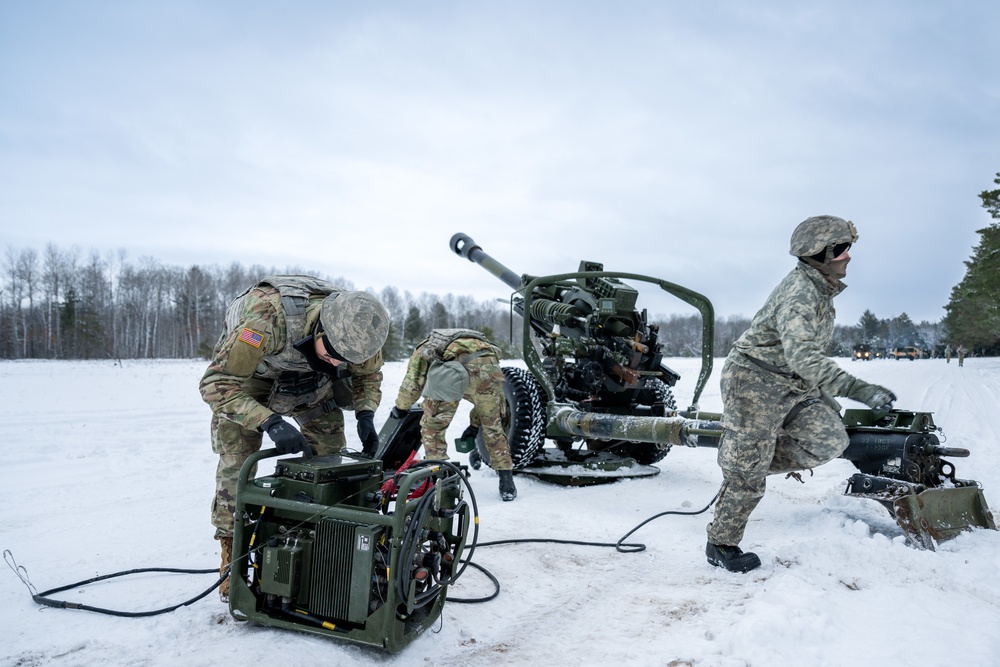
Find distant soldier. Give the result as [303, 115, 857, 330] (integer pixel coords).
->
[201, 275, 389, 599]
[957, 344, 967, 367]
[945, 345, 953, 363]
[392, 328, 517, 501]
[706, 216, 896, 573]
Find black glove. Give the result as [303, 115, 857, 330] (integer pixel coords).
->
[460, 424, 479, 441]
[390, 406, 408, 420]
[261, 414, 314, 456]
[356, 410, 379, 455]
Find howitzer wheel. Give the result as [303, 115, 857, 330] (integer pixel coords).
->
[605, 381, 678, 465]
[639, 378, 678, 411]
[604, 440, 671, 465]
[475, 367, 546, 469]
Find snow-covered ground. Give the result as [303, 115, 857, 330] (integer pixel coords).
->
[2, 356, 999, 667]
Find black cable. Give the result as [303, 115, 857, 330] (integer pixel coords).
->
[446, 486, 721, 604]
[612, 486, 721, 551]
[445, 560, 500, 603]
[8, 486, 720, 614]
[476, 487, 720, 553]
[397, 461, 480, 610]
[396, 460, 481, 574]
[433, 461, 480, 582]
[6, 550, 225, 618]
[396, 482, 440, 607]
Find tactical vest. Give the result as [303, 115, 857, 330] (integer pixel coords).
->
[418, 328, 494, 362]
[225, 275, 341, 380]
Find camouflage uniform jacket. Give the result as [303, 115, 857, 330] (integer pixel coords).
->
[395, 330, 501, 410]
[200, 281, 383, 430]
[729, 262, 855, 397]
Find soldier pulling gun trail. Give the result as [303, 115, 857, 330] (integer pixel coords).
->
[448, 228, 996, 558]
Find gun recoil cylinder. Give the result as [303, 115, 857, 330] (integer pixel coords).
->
[529, 298, 580, 326]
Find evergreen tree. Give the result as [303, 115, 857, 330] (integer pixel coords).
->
[943, 172, 1000, 352]
[403, 305, 426, 349]
[382, 321, 405, 361]
[378, 286, 407, 360]
[857, 310, 880, 342]
[60, 287, 78, 357]
[429, 301, 449, 329]
[980, 171, 1000, 219]
[889, 313, 920, 348]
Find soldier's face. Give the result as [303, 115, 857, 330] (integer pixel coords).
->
[825, 243, 851, 279]
[314, 336, 343, 366]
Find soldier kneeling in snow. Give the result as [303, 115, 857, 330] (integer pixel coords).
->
[706, 217, 896, 573]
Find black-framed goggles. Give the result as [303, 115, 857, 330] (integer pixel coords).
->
[315, 322, 349, 363]
[830, 242, 852, 258]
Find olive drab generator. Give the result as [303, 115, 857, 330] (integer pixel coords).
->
[228, 416, 473, 653]
[448, 233, 996, 549]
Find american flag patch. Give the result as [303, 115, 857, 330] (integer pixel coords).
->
[238, 328, 264, 348]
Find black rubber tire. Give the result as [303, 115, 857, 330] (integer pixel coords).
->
[475, 366, 546, 469]
[607, 382, 678, 465]
[640, 378, 678, 411]
[607, 439, 671, 465]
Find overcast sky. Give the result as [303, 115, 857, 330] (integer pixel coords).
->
[1, 1, 998, 324]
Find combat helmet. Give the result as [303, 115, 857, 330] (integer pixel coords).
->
[789, 216, 859, 260]
[318, 291, 389, 363]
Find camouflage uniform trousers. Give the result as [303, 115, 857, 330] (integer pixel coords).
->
[211, 378, 347, 538]
[419, 354, 513, 470]
[706, 355, 849, 546]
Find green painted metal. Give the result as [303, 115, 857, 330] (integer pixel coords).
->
[450, 232, 717, 471]
[518, 449, 661, 487]
[841, 408, 997, 548]
[516, 271, 715, 414]
[229, 449, 469, 653]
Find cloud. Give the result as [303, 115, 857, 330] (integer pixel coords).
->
[1, 1, 998, 324]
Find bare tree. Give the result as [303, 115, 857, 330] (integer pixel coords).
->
[3, 246, 24, 357]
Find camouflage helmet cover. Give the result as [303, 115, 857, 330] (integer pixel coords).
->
[789, 216, 859, 257]
[319, 291, 389, 363]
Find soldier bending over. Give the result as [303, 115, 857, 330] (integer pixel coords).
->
[201, 276, 389, 598]
[392, 328, 517, 501]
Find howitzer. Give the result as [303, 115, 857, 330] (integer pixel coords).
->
[682, 407, 996, 549]
[839, 409, 995, 548]
[450, 232, 717, 479]
[449, 233, 995, 547]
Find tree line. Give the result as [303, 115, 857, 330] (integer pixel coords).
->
[3, 172, 996, 362]
[651, 311, 944, 360]
[0, 246, 522, 362]
[0, 242, 947, 363]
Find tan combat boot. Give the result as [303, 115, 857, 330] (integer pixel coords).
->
[218, 536, 233, 601]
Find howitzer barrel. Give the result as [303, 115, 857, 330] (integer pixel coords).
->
[934, 446, 970, 458]
[842, 430, 946, 465]
[450, 233, 524, 292]
[550, 405, 723, 448]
